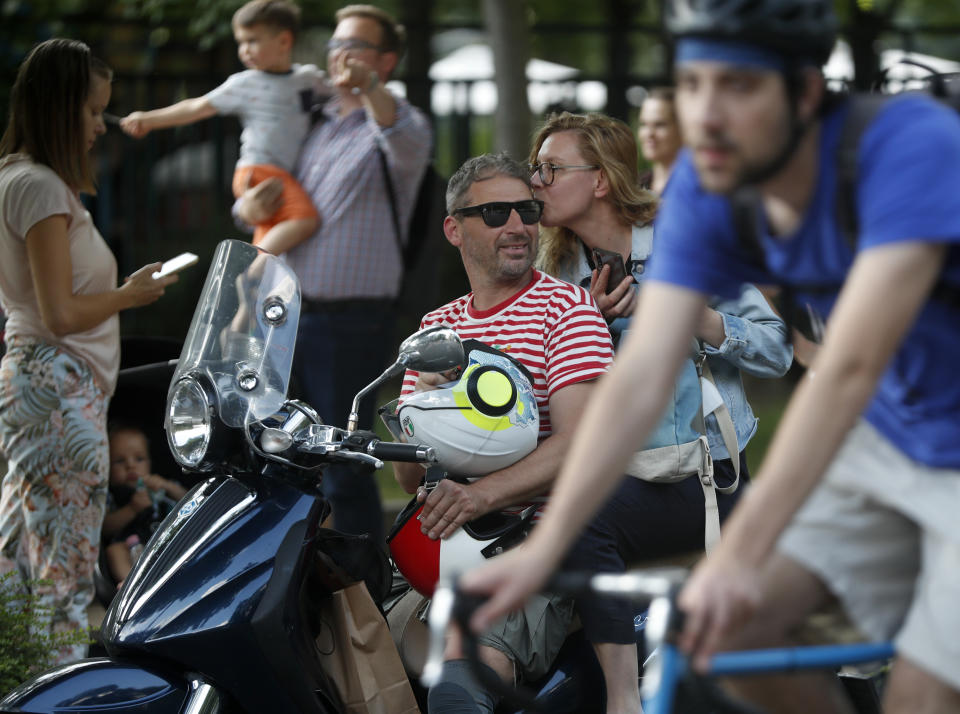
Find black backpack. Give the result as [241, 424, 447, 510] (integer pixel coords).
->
[377, 148, 444, 267]
[377, 148, 448, 315]
[733, 71, 960, 337]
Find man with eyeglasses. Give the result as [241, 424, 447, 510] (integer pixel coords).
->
[392, 153, 614, 713]
[236, 4, 431, 543]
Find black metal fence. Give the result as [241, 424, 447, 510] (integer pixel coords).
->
[3, 7, 959, 341]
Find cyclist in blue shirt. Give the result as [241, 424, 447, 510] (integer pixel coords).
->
[462, 1, 960, 712]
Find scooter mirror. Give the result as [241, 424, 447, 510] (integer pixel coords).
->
[397, 326, 465, 374]
[346, 327, 464, 433]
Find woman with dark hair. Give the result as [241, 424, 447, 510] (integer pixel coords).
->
[0, 38, 175, 662]
[531, 112, 792, 714]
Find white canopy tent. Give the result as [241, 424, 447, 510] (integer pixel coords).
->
[428, 43, 580, 82]
[424, 43, 607, 115]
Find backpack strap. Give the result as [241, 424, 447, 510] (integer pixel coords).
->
[376, 144, 406, 267]
[690, 393, 722, 553]
[732, 95, 888, 272]
[835, 94, 888, 251]
[731, 185, 766, 271]
[931, 281, 960, 310]
[694, 350, 741, 553]
[378, 146, 443, 282]
[701, 465, 721, 553]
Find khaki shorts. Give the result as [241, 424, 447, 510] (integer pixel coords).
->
[477, 591, 575, 682]
[778, 419, 960, 690]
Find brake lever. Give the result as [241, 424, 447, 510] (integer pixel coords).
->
[331, 450, 384, 469]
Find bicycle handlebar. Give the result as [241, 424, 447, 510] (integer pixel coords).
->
[422, 568, 894, 714]
[423, 569, 685, 712]
[424, 581, 545, 711]
[549, 569, 685, 599]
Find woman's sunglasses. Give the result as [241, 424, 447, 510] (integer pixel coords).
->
[452, 199, 544, 228]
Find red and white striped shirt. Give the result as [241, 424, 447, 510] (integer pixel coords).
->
[401, 270, 614, 441]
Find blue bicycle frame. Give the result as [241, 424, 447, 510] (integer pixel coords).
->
[630, 569, 895, 714]
[644, 640, 895, 714]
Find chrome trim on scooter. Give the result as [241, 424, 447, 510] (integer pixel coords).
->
[183, 677, 222, 714]
[120, 483, 256, 621]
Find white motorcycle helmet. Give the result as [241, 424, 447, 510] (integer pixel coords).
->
[395, 344, 538, 476]
[382, 342, 540, 596]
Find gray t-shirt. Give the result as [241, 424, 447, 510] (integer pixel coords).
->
[205, 64, 327, 171]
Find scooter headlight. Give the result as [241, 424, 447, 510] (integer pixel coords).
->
[165, 377, 213, 469]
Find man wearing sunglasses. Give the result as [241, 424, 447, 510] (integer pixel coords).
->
[392, 153, 614, 713]
[236, 4, 431, 544]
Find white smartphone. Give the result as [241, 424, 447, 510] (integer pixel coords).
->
[152, 252, 198, 279]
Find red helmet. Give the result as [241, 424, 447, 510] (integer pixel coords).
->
[387, 492, 537, 597]
[388, 498, 440, 596]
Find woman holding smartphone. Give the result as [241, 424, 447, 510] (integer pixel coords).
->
[531, 112, 792, 714]
[0, 38, 176, 663]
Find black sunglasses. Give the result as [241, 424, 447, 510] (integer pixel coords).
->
[453, 200, 544, 228]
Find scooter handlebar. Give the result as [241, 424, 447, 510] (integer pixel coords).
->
[369, 441, 436, 463]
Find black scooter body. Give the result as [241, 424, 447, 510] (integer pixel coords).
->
[2, 471, 342, 714]
[0, 659, 186, 712]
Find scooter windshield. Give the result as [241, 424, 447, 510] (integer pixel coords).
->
[171, 240, 300, 427]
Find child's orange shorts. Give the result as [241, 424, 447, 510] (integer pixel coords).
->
[232, 164, 319, 246]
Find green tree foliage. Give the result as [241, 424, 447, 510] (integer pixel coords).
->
[114, 0, 343, 49]
[0, 571, 92, 695]
[3, 0, 957, 90]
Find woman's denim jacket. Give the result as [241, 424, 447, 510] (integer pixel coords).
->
[564, 224, 792, 459]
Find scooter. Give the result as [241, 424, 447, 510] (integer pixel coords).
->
[0, 239, 621, 713]
[0, 240, 449, 713]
